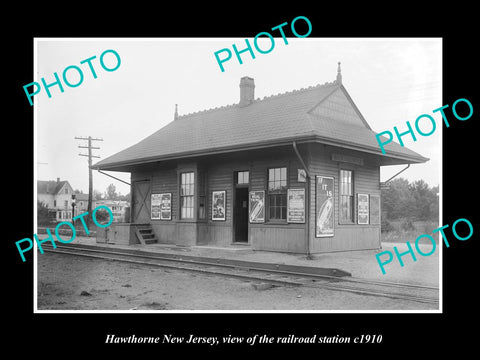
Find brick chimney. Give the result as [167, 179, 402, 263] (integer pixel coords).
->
[239, 76, 255, 107]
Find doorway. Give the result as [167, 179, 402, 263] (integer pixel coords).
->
[131, 180, 151, 224]
[234, 187, 249, 243]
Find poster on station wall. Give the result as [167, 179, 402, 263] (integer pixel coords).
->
[357, 193, 369, 224]
[297, 169, 307, 183]
[316, 176, 334, 237]
[212, 190, 226, 221]
[287, 188, 305, 223]
[151, 193, 162, 220]
[249, 190, 265, 223]
[151, 193, 171, 220]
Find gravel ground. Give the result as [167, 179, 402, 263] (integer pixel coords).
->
[37, 252, 438, 311]
[71, 236, 440, 286]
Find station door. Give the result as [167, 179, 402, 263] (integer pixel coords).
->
[131, 180, 151, 224]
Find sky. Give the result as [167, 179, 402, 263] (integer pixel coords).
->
[35, 38, 442, 197]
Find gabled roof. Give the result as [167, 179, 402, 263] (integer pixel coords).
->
[37, 180, 69, 195]
[94, 78, 428, 171]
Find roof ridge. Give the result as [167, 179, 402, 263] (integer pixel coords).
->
[177, 80, 339, 119]
[262, 80, 338, 101]
[178, 102, 238, 119]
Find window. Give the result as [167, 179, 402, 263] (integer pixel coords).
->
[64, 200, 68, 208]
[180, 172, 195, 219]
[268, 167, 287, 220]
[236, 171, 249, 185]
[54, 200, 57, 207]
[339, 169, 354, 223]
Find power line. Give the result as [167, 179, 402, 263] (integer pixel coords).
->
[75, 136, 103, 220]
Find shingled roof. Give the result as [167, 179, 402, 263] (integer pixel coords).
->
[94, 73, 428, 171]
[37, 179, 68, 195]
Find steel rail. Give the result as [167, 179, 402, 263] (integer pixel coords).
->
[40, 245, 439, 305]
[42, 248, 307, 287]
[42, 244, 348, 281]
[43, 244, 439, 291]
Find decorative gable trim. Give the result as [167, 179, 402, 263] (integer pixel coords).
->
[308, 86, 372, 130]
[339, 85, 372, 130]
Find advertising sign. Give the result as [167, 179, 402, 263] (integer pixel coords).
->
[249, 191, 265, 223]
[212, 191, 226, 221]
[287, 188, 306, 223]
[316, 176, 334, 237]
[357, 193, 369, 224]
[151, 193, 171, 220]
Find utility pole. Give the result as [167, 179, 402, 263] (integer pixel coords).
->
[75, 136, 103, 222]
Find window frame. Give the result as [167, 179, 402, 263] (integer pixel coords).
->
[339, 169, 354, 224]
[179, 171, 195, 220]
[267, 166, 288, 222]
[236, 170, 250, 186]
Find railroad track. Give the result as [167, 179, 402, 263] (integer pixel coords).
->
[40, 244, 439, 305]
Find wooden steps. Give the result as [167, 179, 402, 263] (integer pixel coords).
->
[134, 224, 158, 245]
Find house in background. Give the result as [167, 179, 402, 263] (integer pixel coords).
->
[74, 193, 95, 215]
[37, 178, 75, 222]
[94, 199, 130, 223]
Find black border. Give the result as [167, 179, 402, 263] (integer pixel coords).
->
[7, 4, 479, 355]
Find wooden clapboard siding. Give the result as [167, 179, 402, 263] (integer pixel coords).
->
[240, 146, 308, 252]
[204, 157, 237, 245]
[128, 143, 380, 253]
[203, 224, 232, 247]
[249, 161, 266, 191]
[312, 226, 380, 252]
[308, 143, 381, 253]
[151, 223, 176, 244]
[151, 166, 177, 221]
[176, 222, 197, 246]
[131, 163, 178, 244]
[206, 163, 234, 225]
[201, 146, 308, 250]
[251, 225, 306, 253]
[197, 223, 209, 245]
[203, 147, 306, 252]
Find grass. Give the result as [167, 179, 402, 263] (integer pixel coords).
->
[381, 219, 440, 243]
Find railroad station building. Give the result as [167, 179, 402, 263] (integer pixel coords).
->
[93, 64, 428, 254]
